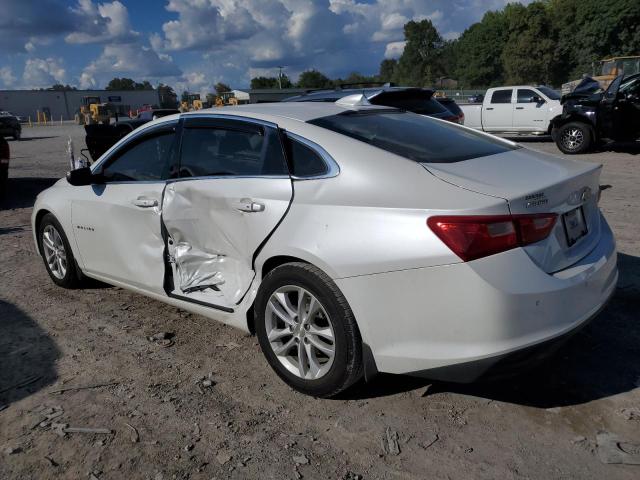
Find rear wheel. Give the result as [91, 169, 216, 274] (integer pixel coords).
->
[255, 262, 363, 398]
[555, 122, 593, 154]
[38, 213, 83, 288]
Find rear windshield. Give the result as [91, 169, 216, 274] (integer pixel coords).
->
[369, 91, 447, 115]
[308, 110, 518, 164]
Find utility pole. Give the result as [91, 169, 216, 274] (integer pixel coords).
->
[277, 66, 284, 89]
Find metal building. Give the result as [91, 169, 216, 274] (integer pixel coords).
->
[0, 89, 160, 121]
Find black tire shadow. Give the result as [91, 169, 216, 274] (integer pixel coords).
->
[595, 141, 640, 155]
[0, 177, 58, 210]
[341, 253, 640, 408]
[0, 300, 60, 406]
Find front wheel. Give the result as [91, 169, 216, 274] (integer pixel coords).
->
[12, 129, 20, 141]
[38, 213, 83, 288]
[255, 262, 363, 398]
[555, 122, 593, 154]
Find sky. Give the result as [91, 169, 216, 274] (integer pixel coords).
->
[0, 0, 532, 94]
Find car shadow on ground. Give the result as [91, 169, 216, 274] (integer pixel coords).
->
[597, 141, 640, 155]
[11, 136, 58, 142]
[0, 177, 58, 210]
[344, 252, 640, 408]
[0, 300, 60, 407]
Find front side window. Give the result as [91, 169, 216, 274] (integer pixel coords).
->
[101, 130, 176, 182]
[491, 89, 513, 104]
[517, 89, 538, 103]
[308, 110, 518, 164]
[179, 121, 288, 177]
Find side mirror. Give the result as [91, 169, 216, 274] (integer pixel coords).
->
[66, 167, 103, 186]
[531, 95, 544, 104]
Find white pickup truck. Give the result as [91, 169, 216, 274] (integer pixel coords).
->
[460, 86, 562, 134]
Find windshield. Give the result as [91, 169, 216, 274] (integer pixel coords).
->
[537, 86, 561, 100]
[308, 110, 518, 164]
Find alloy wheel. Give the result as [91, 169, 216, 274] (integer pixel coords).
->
[42, 225, 67, 279]
[265, 285, 336, 380]
[561, 128, 584, 151]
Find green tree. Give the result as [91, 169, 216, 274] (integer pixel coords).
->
[250, 76, 279, 89]
[393, 19, 444, 87]
[106, 78, 154, 91]
[296, 69, 333, 89]
[48, 83, 77, 91]
[452, 10, 508, 87]
[158, 84, 178, 108]
[379, 59, 397, 83]
[214, 82, 231, 94]
[501, 2, 556, 85]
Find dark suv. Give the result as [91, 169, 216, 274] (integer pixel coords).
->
[0, 113, 21, 140]
[551, 73, 640, 154]
[283, 85, 463, 123]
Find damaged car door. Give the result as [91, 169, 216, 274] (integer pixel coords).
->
[162, 116, 292, 311]
[72, 122, 178, 292]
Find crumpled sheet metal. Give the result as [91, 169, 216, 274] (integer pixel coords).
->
[173, 242, 225, 293]
[163, 183, 254, 305]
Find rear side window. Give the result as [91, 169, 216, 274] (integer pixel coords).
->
[102, 131, 176, 182]
[491, 89, 513, 104]
[308, 110, 518, 164]
[285, 136, 328, 177]
[179, 123, 288, 177]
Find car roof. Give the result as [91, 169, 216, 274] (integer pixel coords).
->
[180, 102, 392, 124]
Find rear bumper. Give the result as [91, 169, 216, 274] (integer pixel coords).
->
[336, 214, 618, 380]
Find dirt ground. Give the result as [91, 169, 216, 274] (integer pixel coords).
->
[1, 123, 639, 480]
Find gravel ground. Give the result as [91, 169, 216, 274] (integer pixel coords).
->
[1, 123, 639, 480]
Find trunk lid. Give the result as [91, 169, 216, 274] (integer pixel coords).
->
[422, 147, 603, 273]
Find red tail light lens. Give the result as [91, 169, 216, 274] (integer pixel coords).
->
[427, 213, 558, 262]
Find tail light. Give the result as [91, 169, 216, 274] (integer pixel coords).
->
[427, 213, 557, 262]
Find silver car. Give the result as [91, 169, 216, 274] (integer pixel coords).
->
[32, 97, 617, 397]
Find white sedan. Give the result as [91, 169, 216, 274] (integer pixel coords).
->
[32, 97, 618, 397]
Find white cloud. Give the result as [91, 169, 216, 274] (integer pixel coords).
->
[22, 58, 66, 88]
[384, 41, 406, 59]
[65, 0, 139, 44]
[0, 67, 16, 87]
[79, 44, 182, 88]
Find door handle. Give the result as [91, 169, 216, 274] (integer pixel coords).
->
[515, 106, 524, 110]
[235, 198, 265, 213]
[132, 197, 158, 208]
[485, 107, 494, 110]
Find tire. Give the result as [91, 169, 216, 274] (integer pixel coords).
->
[12, 129, 20, 141]
[255, 262, 363, 398]
[555, 121, 593, 154]
[37, 213, 83, 288]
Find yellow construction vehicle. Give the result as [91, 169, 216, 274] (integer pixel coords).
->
[562, 55, 640, 94]
[77, 96, 111, 125]
[214, 92, 239, 107]
[180, 94, 205, 112]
